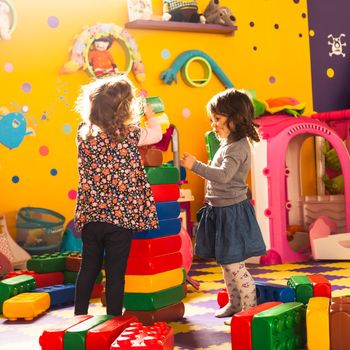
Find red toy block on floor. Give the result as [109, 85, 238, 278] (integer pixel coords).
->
[110, 321, 174, 349]
[39, 315, 92, 350]
[86, 315, 137, 350]
[217, 288, 228, 308]
[91, 283, 104, 299]
[151, 184, 179, 202]
[231, 302, 282, 350]
[308, 274, 332, 298]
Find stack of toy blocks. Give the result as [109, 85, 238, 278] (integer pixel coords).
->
[39, 314, 141, 350]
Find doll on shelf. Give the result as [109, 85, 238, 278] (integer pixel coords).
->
[162, 0, 206, 23]
[88, 36, 118, 77]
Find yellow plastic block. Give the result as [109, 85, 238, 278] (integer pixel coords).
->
[125, 268, 184, 293]
[306, 297, 330, 350]
[140, 112, 170, 133]
[3, 292, 50, 321]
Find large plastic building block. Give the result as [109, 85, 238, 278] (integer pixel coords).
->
[231, 302, 282, 350]
[306, 297, 330, 350]
[0, 274, 36, 312]
[64, 315, 113, 350]
[63, 270, 103, 284]
[256, 281, 296, 304]
[3, 292, 50, 321]
[307, 274, 332, 298]
[251, 302, 306, 350]
[129, 234, 182, 257]
[125, 268, 185, 293]
[85, 315, 137, 350]
[287, 275, 313, 304]
[4, 269, 65, 288]
[27, 252, 71, 273]
[151, 184, 180, 202]
[133, 218, 181, 239]
[91, 283, 104, 299]
[126, 252, 182, 275]
[123, 284, 186, 311]
[39, 315, 92, 350]
[145, 165, 179, 185]
[65, 253, 82, 272]
[330, 297, 350, 350]
[146, 96, 164, 113]
[124, 302, 184, 326]
[111, 321, 174, 349]
[155, 201, 180, 220]
[34, 283, 75, 307]
[139, 148, 163, 167]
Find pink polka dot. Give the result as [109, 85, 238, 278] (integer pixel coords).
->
[182, 108, 191, 118]
[39, 146, 49, 156]
[68, 190, 77, 200]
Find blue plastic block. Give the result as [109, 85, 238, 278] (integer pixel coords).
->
[133, 218, 181, 239]
[155, 201, 180, 220]
[256, 281, 296, 304]
[33, 283, 75, 307]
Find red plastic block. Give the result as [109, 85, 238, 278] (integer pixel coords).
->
[126, 252, 182, 275]
[65, 253, 82, 272]
[91, 283, 104, 299]
[308, 274, 332, 298]
[4, 269, 64, 288]
[123, 302, 185, 326]
[217, 288, 228, 308]
[231, 302, 282, 350]
[129, 235, 181, 257]
[86, 315, 137, 350]
[110, 321, 174, 349]
[151, 184, 180, 202]
[39, 315, 92, 350]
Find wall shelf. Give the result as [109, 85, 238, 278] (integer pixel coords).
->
[125, 20, 237, 35]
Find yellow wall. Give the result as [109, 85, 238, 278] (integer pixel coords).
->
[0, 0, 313, 237]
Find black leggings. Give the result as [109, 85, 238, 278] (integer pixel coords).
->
[74, 222, 132, 316]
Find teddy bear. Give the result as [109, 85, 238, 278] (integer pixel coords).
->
[88, 36, 118, 77]
[162, 0, 206, 23]
[203, 0, 235, 26]
[0, 0, 11, 40]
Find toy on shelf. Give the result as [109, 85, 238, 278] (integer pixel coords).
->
[62, 23, 145, 82]
[16, 207, 65, 255]
[162, 0, 205, 23]
[203, 0, 235, 27]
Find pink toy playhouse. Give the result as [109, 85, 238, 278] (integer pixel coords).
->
[251, 114, 350, 264]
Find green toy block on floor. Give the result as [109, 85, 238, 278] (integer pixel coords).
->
[63, 270, 103, 284]
[64, 314, 113, 350]
[145, 165, 179, 185]
[27, 252, 72, 273]
[252, 302, 306, 350]
[287, 275, 313, 305]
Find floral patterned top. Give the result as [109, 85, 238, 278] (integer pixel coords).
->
[74, 123, 159, 232]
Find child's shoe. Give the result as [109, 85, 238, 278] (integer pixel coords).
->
[214, 303, 240, 318]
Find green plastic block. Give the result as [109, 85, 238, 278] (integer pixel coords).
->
[252, 302, 306, 350]
[287, 275, 313, 304]
[0, 275, 36, 312]
[27, 252, 71, 273]
[145, 96, 164, 113]
[63, 271, 103, 284]
[64, 314, 112, 350]
[124, 284, 185, 311]
[205, 131, 220, 161]
[145, 165, 180, 185]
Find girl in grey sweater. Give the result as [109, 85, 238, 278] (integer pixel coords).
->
[181, 89, 266, 325]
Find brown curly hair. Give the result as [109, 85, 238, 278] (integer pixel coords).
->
[75, 76, 140, 142]
[206, 88, 260, 143]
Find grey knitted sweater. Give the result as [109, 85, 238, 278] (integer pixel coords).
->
[191, 137, 250, 207]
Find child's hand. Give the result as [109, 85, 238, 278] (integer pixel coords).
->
[144, 104, 155, 119]
[181, 152, 197, 170]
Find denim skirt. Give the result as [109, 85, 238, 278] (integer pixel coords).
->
[194, 199, 266, 265]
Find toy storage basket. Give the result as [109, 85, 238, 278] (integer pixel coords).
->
[16, 207, 65, 255]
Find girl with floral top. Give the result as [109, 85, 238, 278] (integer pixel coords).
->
[74, 75, 162, 316]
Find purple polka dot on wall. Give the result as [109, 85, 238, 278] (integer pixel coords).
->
[4, 63, 13, 72]
[269, 76, 276, 84]
[253, 46, 257, 51]
[293, 0, 300, 3]
[301, 13, 306, 18]
[48, 16, 60, 28]
[274, 24, 279, 29]
[22, 83, 32, 93]
[68, 189, 77, 200]
[249, 22, 255, 27]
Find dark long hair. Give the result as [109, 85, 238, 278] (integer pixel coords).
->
[75, 76, 140, 142]
[207, 88, 260, 143]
